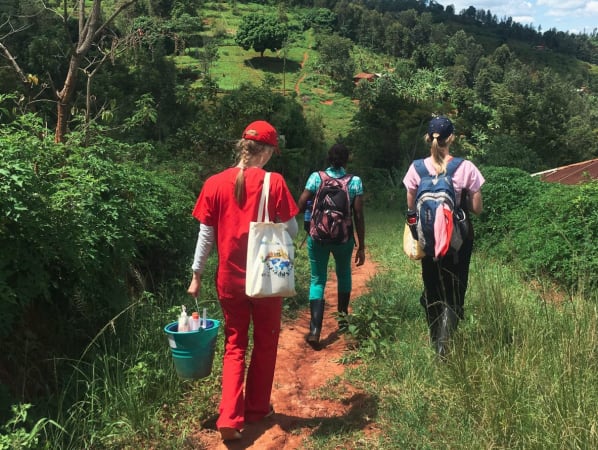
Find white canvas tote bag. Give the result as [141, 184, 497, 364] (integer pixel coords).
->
[245, 172, 296, 298]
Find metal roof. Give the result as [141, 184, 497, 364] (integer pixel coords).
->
[531, 158, 598, 185]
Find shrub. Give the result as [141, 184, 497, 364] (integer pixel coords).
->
[476, 166, 597, 295]
[0, 116, 196, 405]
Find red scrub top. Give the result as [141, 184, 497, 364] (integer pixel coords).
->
[192, 167, 299, 297]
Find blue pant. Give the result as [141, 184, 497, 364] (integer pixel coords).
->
[307, 236, 355, 300]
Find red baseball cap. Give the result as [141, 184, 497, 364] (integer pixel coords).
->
[242, 120, 279, 152]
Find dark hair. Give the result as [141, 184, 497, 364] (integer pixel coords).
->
[327, 143, 349, 169]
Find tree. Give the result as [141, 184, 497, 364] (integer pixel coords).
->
[316, 33, 354, 86]
[234, 14, 289, 57]
[1, 0, 138, 143]
[356, 9, 384, 51]
[196, 39, 220, 75]
[53, 0, 137, 143]
[446, 30, 484, 86]
[301, 8, 337, 33]
[481, 134, 540, 172]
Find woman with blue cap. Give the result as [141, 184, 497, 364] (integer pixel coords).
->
[402, 115, 485, 358]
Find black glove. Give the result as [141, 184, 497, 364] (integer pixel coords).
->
[406, 210, 418, 240]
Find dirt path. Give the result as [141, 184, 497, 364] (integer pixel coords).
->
[294, 52, 308, 96]
[192, 248, 378, 449]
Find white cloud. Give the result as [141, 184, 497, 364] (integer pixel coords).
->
[537, 0, 586, 8]
[512, 15, 535, 23]
[544, 10, 571, 17]
[439, 0, 597, 32]
[584, 2, 598, 14]
[445, 0, 533, 18]
[537, 0, 588, 17]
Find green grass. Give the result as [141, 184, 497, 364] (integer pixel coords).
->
[15, 208, 597, 448]
[339, 209, 598, 448]
[189, 1, 309, 92]
[173, 2, 358, 146]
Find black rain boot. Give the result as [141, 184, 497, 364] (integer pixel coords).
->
[435, 304, 459, 361]
[305, 299, 325, 346]
[337, 292, 351, 331]
[421, 294, 442, 346]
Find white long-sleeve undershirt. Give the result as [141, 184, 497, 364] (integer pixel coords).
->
[191, 223, 215, 274]
[285, 216, 299, 239]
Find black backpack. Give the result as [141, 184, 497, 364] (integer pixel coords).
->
[309, 171, 354, 244]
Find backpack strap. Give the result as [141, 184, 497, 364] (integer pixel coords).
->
[317, 171, 353, 188]
[413, 159, 429, 179]
[342, 173, 354, 206]
[314, 171, 328, 198]
[413, 157, 464, 178]
[317, 170, 329, 186]
[445, 157, 464, 177]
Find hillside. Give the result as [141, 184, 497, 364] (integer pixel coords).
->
[171, 1, 597, 165]
[192, 1, 597, 93]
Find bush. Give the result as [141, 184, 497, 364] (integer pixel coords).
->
[476, 166, 597, 295]
[479, 135, 541, 172]
[0, 116, 196, 406]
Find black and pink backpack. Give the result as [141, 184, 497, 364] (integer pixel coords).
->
[309, 171, 354, 244]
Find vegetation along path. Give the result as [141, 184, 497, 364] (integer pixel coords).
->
[189, 247, 378, 449]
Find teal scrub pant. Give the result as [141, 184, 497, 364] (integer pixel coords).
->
[307, 235, 355, 300]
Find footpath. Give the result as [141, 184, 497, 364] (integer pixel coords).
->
[191, 248, 378, 449]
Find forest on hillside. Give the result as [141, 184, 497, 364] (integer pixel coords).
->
[1, 0, 597, 175]
[1, 0, 597, 444]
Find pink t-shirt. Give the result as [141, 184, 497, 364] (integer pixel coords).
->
[192, 167, 299, 297]
[402, 157, 485, 207]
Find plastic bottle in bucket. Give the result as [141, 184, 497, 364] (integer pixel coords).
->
[164, 317, 220, 380]
[178, 306, 189, 332]
[189, 311, 200, 331]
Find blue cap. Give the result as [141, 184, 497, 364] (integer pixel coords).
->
[428, 116, 454, 139]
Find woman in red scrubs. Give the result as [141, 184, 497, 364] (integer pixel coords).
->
[187, 121, 299, 441]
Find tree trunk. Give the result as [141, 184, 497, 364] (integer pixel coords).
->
[54, 0, 137, 143]
[55, 55, 83, 143]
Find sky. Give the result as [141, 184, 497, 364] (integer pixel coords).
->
[441, 0, 598, 34]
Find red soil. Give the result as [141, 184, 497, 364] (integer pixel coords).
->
[190, 248, 378, 449]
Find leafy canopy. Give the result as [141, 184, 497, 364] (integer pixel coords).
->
[234, 14, 289, 57]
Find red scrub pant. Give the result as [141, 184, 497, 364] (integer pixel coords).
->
[216, 293, 282, 431]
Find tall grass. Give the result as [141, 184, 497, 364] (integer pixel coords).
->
[344, 209, 598, 448]
[31, 242, 311, 449]
[9, 209, 598, 448]
[34, 278, 226, 449]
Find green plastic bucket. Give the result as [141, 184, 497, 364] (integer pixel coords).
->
[164, 319, 220, 380]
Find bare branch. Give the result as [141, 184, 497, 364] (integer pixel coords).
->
[94, 0, 138, 38]
[79, 0, 85, 37]
[0, 42, 28, 83]
[0, 16, 33, 40]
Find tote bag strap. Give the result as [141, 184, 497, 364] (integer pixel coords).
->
[257, 172, 271, 222]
